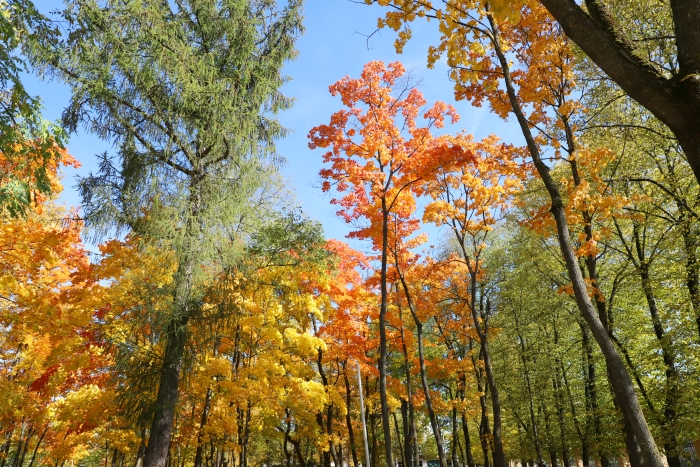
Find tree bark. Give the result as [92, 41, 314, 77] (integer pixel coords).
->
[144, 316, 189, 467]
[513, 313, 544, 467]
[537, 0, 700, 184]
[461, 411, 476, 467]
[471, 298, 506, 467]
[344, 369, 360, 467]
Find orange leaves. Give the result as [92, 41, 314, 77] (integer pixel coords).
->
[0, 135, 79, 216]
[422, 133, 527, 260]
[0, 150, 120, 464]
[309, 60, 467, 251]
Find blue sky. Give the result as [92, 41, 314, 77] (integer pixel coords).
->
[25, 0, 520, 248]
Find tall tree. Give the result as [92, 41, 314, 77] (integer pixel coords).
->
[309, 60, 466, 467]
[33, 1, 303, 466]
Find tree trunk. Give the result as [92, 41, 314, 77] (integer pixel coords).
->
[397, 271, 448, 467]
[291, 439, 307, 467]
[451, 407, 460, 467]
[541, 404, 558, 467]
[461, 413, 476, 467]
[402, 400, 414, 467]
[468, 294, 506, 467]
[379, 203, 394, 467]
[474, 359, 491, 467]
[344, 369, 360, 467]
[400, 318, 417, 467]
[143, 318, 188, 467]
[513, 315, 544, 467]
[394, 412, 405, 467]
[676, 204, 700, 341]
[637, 265, 680, 467]
[485, 12, 665, 467]
[194, 388, 213, 467]
[537, 0, 700, 186]
[27, 426, 48, 467]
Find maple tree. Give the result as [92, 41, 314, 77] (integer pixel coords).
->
[0, 147, 120, 467]
[309, 60, 470, 467]
[421, 134, 527, 467]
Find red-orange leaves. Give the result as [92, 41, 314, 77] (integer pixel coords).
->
[309, 60, 469, 248]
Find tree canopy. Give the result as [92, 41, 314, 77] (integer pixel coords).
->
[2, 2, 700, 467]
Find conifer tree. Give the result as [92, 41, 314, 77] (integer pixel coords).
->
[32, 1, 304, 466]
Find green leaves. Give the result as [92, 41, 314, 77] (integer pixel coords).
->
[0, 0, 66, 217]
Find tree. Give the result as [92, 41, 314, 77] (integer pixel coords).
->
[0, 147, 116, 467]
[33, 1, 304, 466]
[309, 60, 467, 467]
[422, 134, 526, 467]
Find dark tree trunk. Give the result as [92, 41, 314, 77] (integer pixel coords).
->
[461, 413, 476, 467]
[397, 271, 447, 467]
[452, 407, 460, 467]
[676, 204, 700, 341]
[394, 412, 405, 467]
[379, 204, 394, 467]
[284, 421, 293, 467]
[291, 439, 307, 467]
[344, 370, 360, 467]
[400, 324, 417, 467]
[512, 313, 544, 467]
[402, 400, 414, 467]
[541, 404, 559, 467]
[473, 299, 506, 467]
[637, 264, 680, 467]
[194, 388, 213, 467]
[370, 414, 379, 467]
[559, 359, 589, 467]
[27, 426, 48, 467]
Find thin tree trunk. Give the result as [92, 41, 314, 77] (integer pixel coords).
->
[16, 428, 33, 467]
[194, 388, 213, 467]
[394, 412, 405, 467]
[0, 428, 14, 467]
[27, 426, 48, 467]
[397, 271, 448, 467]
[467, 293, 505, 467]
[677, 199, 700, 340]
[400, 324, 418, 467]
[474, 359, 491, 467]
[461, 413, 476, 467]
[344, 369, 360, 467]
[637, 264, 680, 467]
[402, 400, 413, 467]
[513, 314, 544, 467]
[541, 404, 559, 467]
[452, 407, 460, 467]
[379, 203, 394, 467]
[291, 440, 307, 467]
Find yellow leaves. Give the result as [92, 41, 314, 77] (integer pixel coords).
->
[284, 329, 325, 358]
[0, 274, 18, 294]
